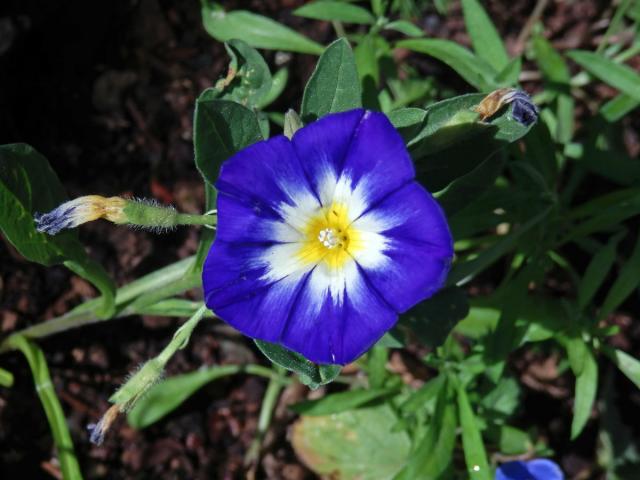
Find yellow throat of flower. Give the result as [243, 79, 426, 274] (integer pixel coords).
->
[297, 202, 363, 271]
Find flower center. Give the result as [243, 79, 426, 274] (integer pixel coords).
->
[318, 228, 341, 249]
[296, 202, 362, 271]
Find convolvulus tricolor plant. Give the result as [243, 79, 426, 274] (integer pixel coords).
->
[2, 1, 639, 478]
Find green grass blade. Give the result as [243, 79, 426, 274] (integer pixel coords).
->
[577, 232, 624, 309]
[601, 93, 640, 122]
[600, 235, 640, 319]
[461, 0, 509, 72]
[456, 381, 491, 480]
[397, 38, 496, 91]
[571, 347, 598, 439]
[604, 347, 640, 390]
[568, 50, 640, 102]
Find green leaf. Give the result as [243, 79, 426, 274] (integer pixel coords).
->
[367, 345, 388, 389]
[494, 57, 522, 86]
[399, 286, 470, 348]
[458, 294, 568, 345]
[355, 34, 380, 84]
[571, 347, 598, 439]
[397, 39, 497, 91]
[461, 0, 509, 72]
[294, 1, 375, 24]
[496, 425, 532, 455]
[447, 207, 552, 286]
[191, 98, 261, 273]
[371, 0, 387, 16]
[600, 234, 640, 319]
[391, 93, 534, 192]
[6, 335, 83, 479]
[384, 20, 424, 37]
[601, 94, 640, 122]
[562, 191, 640, 244]
[128, 365, 242, 428]
[256, 67, 289, 109]
[217, 39, 272, 107]
[456, 382, 491, 480]
[255, 340, 341, 390]
[0, 366, 14, 387]
[292, 404, 411, 479]
[291, 387, 397, 416]
[399, 374, 446, 415]
[0, 144, 115, 317]
[396, 378, 457, 479]
[301, 38, 362, 123]
[201, 3, 324, 55]
[567, 50, 640, 102]
[135, 298, 204, 317]
[578, 232, 624, 309]
[604, 347, 640, 390]
[532, 34, 570, 83]
[481, 259, 547, 379]
[522, 121, 558, 187]
[566, 335, 588, 377]
[532, 34, 574, 143]
[437, 154, 505, 217]
[480, 376, 520, 418]
[193, 96, 263, 186]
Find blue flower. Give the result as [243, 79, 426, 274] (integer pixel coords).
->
[202, 109, 453, 364]
[496, 459, 564, 480]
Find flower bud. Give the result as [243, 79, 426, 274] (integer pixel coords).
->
[35, 196, 214, 235]
[34, 195, 126, 235]
[109, 357, 165, 410]
[475, 88, 538, 126]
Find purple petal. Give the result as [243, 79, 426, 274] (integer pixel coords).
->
[215, 135, 319, 215]
[495, 461, 532, 480]
[214, 193, 300, 244]
[281, 264, 397, 364]
[496, 459, 564, 480]
[292, 109, 366, 202]
[342, 111, 415, 209]
[203, 240, 306, 342]
[351, 182, 453, 312]
[527, 459, 564, 480]
[204, 242, 397, 364]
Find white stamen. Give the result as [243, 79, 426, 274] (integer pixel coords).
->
[318, 228, 340, 249]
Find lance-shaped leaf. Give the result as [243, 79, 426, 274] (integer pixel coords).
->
[255, 340, 341, 390]
[301, 38, 362, 123]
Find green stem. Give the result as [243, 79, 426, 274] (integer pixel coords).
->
[110, 305, 209, 407]
[174, 212, 217, 227]
[331, 20, 346, 38]
[157, 305, 208, 365]
[244, 367, 286, 468]
[7, 335, 83, 479]
[0, 256, 197, 353]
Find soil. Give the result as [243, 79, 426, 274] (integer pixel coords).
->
[0, 1, 638, 479]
